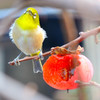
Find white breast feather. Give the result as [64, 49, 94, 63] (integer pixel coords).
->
[9, 23, 47, 55]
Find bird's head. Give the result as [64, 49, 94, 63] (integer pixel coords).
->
[15, 7, 40, 30]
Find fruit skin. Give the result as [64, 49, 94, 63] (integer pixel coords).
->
[43, 54, 93, 90]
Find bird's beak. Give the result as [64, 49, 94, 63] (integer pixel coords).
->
[26, 10, 33, 16]
[25, 10, 36, 19]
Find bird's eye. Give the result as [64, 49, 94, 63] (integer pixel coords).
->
[33, 13, 37, 19]
[24, 11, 26, 14]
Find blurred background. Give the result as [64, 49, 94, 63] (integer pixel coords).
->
[0, 0, 100, 100]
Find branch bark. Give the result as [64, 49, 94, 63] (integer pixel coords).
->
[75, 80, 100, 88]
[8, 26, 100, 65]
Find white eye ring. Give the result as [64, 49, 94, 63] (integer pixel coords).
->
[33, 13, 37, 19]
[24, 11, 26, 14]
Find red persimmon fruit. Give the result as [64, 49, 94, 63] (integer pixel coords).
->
[43, 54, 93, 90]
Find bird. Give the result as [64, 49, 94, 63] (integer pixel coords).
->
[9, 7, 47, 73]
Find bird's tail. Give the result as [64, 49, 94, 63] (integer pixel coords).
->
[32, 58, 43, 73]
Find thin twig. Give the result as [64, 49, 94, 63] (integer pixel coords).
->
[8, 26, 100, 65]
[90, 81, 100, 88]
[75, 80, 100, 88]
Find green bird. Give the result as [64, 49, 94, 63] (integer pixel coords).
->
[9, 7, 47, 73]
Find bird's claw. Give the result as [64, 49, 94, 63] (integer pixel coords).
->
[14, 58, 20, 66]
[13, 52, 22, 66]
[39, 52, 44, 60]
[39, 53, 44, 60]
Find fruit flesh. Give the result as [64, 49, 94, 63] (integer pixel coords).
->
[43, 54, 93, 90]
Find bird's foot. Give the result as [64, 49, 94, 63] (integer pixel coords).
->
[14, 58, 20, 66]
[13, 52, 22, 66]
[39, 52, 44, 60]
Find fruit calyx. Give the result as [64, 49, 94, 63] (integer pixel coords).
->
[51, 45, 84, 56]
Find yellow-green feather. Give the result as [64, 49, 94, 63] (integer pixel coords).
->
[30, 51, 40, 56]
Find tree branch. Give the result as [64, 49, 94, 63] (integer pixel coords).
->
[75, 80, 100, 88]
[8, 26, 100, 66]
